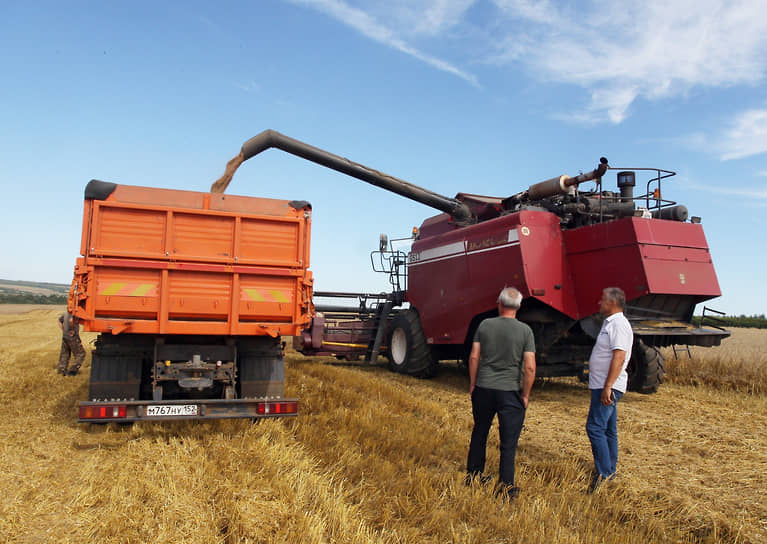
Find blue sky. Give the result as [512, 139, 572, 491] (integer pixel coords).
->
[1, 0, 765, 315]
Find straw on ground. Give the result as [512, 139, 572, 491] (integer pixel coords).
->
[0, 308, 765, 543]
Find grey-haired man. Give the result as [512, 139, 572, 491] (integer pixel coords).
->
[466, 287, 536, 500]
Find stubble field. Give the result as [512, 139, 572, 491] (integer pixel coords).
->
[0, 307, 765, 543]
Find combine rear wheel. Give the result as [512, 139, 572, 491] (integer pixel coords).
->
[627, 339, 665, 394]
[388, 309, 437, 378]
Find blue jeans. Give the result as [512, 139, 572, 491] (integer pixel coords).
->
[586, 388, 623, 481]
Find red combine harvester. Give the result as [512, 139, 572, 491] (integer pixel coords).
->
[227, 131, 728, 393]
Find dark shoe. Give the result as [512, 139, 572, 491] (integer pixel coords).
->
[464, 473, 494, 487]
[67, 369, 80, 376]
[495, 484, 520, 502]
[587, 474, 613, 494]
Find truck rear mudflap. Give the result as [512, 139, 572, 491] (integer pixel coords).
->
[78, 398, 298, 423]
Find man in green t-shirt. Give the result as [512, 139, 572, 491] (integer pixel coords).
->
[466, 287, 536, 500]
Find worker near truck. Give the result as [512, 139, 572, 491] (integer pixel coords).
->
[466, 287, 536, 501]
[57, 311, 85, 376]
[586, 287, 633, 492]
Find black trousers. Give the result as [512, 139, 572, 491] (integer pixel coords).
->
[467, 386, 526, 486]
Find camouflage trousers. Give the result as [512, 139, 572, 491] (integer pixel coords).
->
[58, 335, 86, 375]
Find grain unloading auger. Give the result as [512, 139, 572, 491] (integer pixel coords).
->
[215, 129, 729, 393]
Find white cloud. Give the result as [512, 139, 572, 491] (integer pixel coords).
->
[719, 109, 767, 160]
[287, 1, 767, 125]
[490, 0, 767, 124]
[289, 0, 479, 86]
[666, 109, 767, 160]
[385, 0, 476, 37]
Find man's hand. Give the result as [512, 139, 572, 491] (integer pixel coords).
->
[468, 342, 481, 397]
[601, 387, 614, 406]
[520, 394, 529, 409]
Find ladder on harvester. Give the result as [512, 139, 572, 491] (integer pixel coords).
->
[365, 238, 409, 364]
[366, 299, 394, 363]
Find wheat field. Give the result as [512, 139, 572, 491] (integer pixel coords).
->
[0, 308, 765, 543]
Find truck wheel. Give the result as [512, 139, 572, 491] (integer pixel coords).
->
[388, 309, 437, 378]
[627, 340, 665, 394]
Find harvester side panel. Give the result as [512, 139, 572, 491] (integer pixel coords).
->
[465, 217, 526, 317]
[513, 211, 578, 318]
[565, 217, 722, 319]
[408, 210, 577, 345]
[407, 224, 471, 344]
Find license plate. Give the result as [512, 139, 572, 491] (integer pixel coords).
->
[145, 404, 198, 417]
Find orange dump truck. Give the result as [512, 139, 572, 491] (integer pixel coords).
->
[70, 180, 313, 422]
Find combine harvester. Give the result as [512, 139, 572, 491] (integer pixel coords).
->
[70, 130, 728, 423]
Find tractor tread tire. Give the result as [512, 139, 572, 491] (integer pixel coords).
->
[627, 339, 665, 394]
[388, 309, 437, 378]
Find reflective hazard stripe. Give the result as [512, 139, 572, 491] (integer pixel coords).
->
[242, 288, 291, 303]
[99, 283, 157, 296]
[130, 284, 154, 297]
[243, 288, 265, 302]
[269, 290, 289, 303]
[100, 283, 126, 296]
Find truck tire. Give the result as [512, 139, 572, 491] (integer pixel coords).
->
[89, 334, 152, 401]
[627, 339, 665, 394]
[388, 309, 437, 378]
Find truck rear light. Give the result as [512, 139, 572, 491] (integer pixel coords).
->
[79, 405, 127, 419]
[257, 401, 298, 415]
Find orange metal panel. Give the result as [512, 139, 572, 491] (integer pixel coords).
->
[167, 270, 232, 320]
[92, 206, 167, 257]
[239, 274, 297, 322]
[93, 267, 160, 320]
[239, 217, 301, 265]
[172, 212, 235, 260]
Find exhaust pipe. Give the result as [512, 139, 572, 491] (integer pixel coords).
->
[526, 157, 609, 200]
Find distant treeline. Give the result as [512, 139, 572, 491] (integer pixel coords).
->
[693, 314, 767, 329]
[0, 293, 67, 304]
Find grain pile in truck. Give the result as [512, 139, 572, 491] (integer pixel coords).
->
[70, 179, 313, 422]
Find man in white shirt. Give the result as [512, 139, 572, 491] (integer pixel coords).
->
[586, 287, 633, 491]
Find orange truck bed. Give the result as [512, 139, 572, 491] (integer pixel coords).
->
[69, 180, 313, 337]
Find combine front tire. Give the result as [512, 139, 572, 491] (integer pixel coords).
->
[388, 309, 437, 378]
[627, 340, 665, 394]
